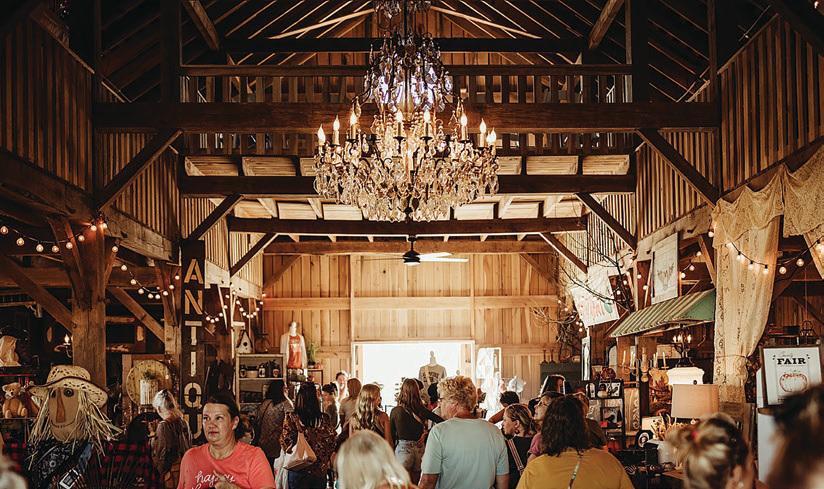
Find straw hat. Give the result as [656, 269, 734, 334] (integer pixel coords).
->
[29, 365, 108, 408]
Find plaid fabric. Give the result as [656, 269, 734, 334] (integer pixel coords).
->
[4, 442, 161, 489]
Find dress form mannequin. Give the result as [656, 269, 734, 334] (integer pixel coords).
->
[418, 351, 447, 386]
[280, 322, 307, 375]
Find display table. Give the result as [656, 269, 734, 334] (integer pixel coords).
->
[664, 470, 768, 489]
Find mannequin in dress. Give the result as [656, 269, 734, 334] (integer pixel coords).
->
[418, 351, 447, 386]
[280, 322, 307, 373]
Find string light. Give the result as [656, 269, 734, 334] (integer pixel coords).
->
[696, 250, 702, 257]
[112, 245, 118, 252]
[120, 264, 128, 271]
[0, 217, 109, 253]
[90, 224, 97, 232]
[174, 274, 180, 281]
[51, 245, 59, 253]
[35, 243, 43, 252]
[779, 265, 787, 275]
[762, 265, 770, 275]
[711, 223, 823, 275]
[65, 242, 73, 249]
[16, 237, 24, 246]
[77, 235, 85, 242]
[797, 258, 805, 267]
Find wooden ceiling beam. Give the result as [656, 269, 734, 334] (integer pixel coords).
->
[588, 0, 625, 50]
[0, 256, 74, 331]
[47, 216, 91, 310]
[0, 266, 159, 289]
[263, 240, 555, 255]
[108, 286, 165, 341]
[95, 102, 719, 133]
[637, 128, 719, 204]
[539, 232, 587, 274]
[262, 254, 300, 290]
[181, 0, 220, 51]
[230, 232, 276, 276]
[180, 174, 636, 197]
[576, 193, 637, 250]
[764, 0, 824, 55]
[185, 194, 243, 241]
[222, 37, 584, 53]
[179, 64, 632, 77]
[96, 129, 181, 211]
[230, 216, 586, 237]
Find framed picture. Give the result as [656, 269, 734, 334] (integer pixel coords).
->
[596, 380, 623, 399]
[601, 406, 622, 424]
[761, 345, 824, 406]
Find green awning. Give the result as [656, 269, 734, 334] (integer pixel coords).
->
[609, 289, 716, 337]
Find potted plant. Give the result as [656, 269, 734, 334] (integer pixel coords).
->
[306, 341, 318, 368]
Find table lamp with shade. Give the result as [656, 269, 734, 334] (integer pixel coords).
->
[671, 384, 720, 420]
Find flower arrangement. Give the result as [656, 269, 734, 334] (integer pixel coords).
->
[652, 414, 688, 440]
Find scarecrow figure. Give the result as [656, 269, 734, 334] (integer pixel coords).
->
[25, 365, 121, 489]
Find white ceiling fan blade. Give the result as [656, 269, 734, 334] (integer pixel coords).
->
[418, 252, 451, 259]
[420, 257, 468, 263]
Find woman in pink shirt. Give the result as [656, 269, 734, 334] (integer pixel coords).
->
[177, 393, 275, 489]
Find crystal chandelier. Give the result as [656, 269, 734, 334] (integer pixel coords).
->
[373, 0, 432, 19]
[313, 5, 499, 222]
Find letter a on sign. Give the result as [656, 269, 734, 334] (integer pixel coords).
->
[184, 259, 203, 284]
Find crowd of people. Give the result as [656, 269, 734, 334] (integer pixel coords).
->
[5, 370, 816, 489]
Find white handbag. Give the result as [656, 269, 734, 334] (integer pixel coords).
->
[282, 417, 317, 471]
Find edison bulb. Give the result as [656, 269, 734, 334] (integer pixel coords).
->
[0, 226, 7, 234]
[121, 264, 128, 271]
[779, 266, 787, 274]
[51, 245, 59, 253]
[77, 235, 85, 242]
[797, 258, 805, 267]
[90, 224, 97, 232]
[112, 245, 119, 252]
[35, 243, 43, 252]
[16, 237, 24, 246]
[65, 242, 73, 249]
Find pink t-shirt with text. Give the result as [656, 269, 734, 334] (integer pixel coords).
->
[177, 442, 275, 489]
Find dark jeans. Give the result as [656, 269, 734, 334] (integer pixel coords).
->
[288, 470, 327, 489]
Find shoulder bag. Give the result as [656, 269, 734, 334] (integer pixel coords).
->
[282, 414, 317, 471]
[506, 437, 525, 475]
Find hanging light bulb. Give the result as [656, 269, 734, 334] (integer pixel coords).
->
[35, 243, 44, 252]
[779, 265, 787, 275]
[169, 284, 175, 290]
[696, 250, 702, 257]
[748, 261, 755, 270]
[727, 242, 735, 249]
[636, 273, 642, 279]
[708, 230, 715, 238]
[112, 245, 118, 252]
[797, 258, 805, 267]
[174, 274, 180, 281]
[130, 278, 137, 285]
[218, 312, 224, 318]
[688, 264, 695, 271]
[65, 242, 73, 249]
[121, 264, 128, 271]
[90, 224, 97, 232]
[138, 288, 145, 295]
[99, 221, 107, 230]
[162, 290, 169, 296]
[680, 271, 686, 279]
[737, 252, 745, 263]
[0, 226, 7, 234]
[642, 284, 649, 290]
[16, 237, 24, 246]
[77, 235, 85, 242]
[52, 244, 59, 253]
[762, 265, 769, 275]
[262, 292, 267, 298]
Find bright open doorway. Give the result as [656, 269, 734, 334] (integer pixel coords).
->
[353, 341, 474, 409]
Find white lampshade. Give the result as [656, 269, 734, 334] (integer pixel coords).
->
[671, 384, 719, 419]
[667, 366, 705, 385]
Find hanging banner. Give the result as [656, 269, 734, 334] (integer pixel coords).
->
[570, 264, 620, 327]
[651, 233, 679, 304]
[181, 240, 206, 441]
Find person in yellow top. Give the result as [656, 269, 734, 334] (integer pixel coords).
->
[516, 395, 633, 489]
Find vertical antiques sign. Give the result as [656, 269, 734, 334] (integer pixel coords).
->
[570, 264, 620, 327]
[651, 233, 679, 304]
[181, 240, 206, 440]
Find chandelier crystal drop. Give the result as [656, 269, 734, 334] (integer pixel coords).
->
[373, 0, 432, 19]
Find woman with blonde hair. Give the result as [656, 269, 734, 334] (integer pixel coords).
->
[151, 389, 192, 488]
[501, 404, 535, 488]
[339, 377, 362, 428]
[667, 413, 753, 489]
[349, 383, 392, 446]
[337, 430, 417, 489]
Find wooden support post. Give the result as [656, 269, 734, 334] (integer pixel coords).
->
[637, 129, 720, 205]
[161, 0, 181, 103]
[72, 224, 107, 388]
[707, 0, 737, 100]
[48, 216, 91, 310]
[625, 0, 650, 102]
[576, 193, 637, 250]
[0, 255, 74, 331]
[108, 287, 165, 341]
[539, 233, 587, 274]
[185, 194, 243, 241]
[230, 233, 277, 276]
[262, 255, 300, 291]
[635, 260, 651, 310]
[697, 235, 716, 286]
[154, 262, 180, 355]
[96, 130, 182, 211]
[589, 0, 625, 51]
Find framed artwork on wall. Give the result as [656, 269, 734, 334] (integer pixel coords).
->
[761, 345, 823, 406]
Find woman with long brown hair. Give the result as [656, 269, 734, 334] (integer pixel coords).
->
[390, 378, 444, 481]
[339, 377, 362, 428]
[349, 384, 393, 446]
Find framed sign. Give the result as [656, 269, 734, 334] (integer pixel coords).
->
[651, 233, 679, 304]
[761, 345, 823, 406]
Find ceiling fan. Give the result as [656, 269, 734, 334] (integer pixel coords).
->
[402, 237, 468, 266]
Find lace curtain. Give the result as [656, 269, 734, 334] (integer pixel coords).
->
[711, 175, 783, 403]
[782, 146, 824, 278]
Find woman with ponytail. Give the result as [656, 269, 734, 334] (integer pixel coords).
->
[667, 413, 753, 489]
[500, 404, 535, 489]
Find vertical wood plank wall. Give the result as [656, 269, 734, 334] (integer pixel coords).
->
[586, 194, 637, 263]
[261, 254, 559, 401]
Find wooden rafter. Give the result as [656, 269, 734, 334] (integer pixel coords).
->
[0, 255, 74, 331]
[764, 0, 824, 55]
[697, 234, 716, 286]
[230, 216, 586, 237]
[185, 194, 243, 241]
[108, 286, 165, 341]
[47, 216, 91, 310]
[96, 129, 181, 211]
[154, 261, 178, 329]
[230, 233, 277, 276]
[539, 232, 587, 274]
[263, 240, 557, 255]
[181, 174, 636, 198]
[95, 102, 719, 133]
[0, 267, 159, 288]
[575, 193, 637, 250]
[637, 128, 719, 204]
[519, 254, 556, 283]
[262, 254, 300, 291]
[181, 0, 220, 51]
[588, 0, 625, 50]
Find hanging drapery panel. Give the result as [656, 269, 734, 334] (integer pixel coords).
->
[711, 174, 783, 403]
[783, 145, 824, 279]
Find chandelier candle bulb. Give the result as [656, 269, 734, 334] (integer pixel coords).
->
[333, 116, 340, 145]
[395, 111, 404, 137]
[349, 111, 358, 140]
[460, 113, 468, 140]
[479, 119, 486, 145]
[423, 110, 432, 138]
[317, 126, 326, 148]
